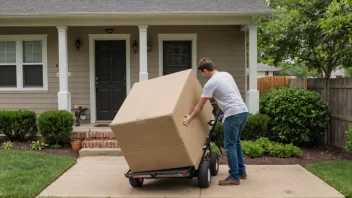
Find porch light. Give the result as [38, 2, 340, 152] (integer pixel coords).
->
[147, 41, 152, 52]
[75, 38, 81, 50]
[105, 28, 114, 34]
[132, 40, 138, 53]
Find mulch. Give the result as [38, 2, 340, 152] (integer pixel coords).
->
[1, 136, 351, 166]
[219, 145, 352, 166]
[0, 136, 78, 158]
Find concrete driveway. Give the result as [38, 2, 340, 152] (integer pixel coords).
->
[37, 156, 344, 198]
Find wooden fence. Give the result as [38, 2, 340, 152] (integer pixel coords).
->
[247, 76, 291, 96]
[305, 78, 352, 149]
[248, 76, 351, 149]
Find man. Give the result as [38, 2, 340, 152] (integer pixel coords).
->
[183, 58, 249, 186]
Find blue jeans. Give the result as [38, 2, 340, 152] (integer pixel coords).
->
[223, 112, 248, 181]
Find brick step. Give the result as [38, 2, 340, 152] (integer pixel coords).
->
[70, 131, 115, 140]
[82, 140, 119, 148]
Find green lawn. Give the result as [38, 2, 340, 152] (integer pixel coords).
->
[0, 149, 76, 198]
[305, 161, 352, 198]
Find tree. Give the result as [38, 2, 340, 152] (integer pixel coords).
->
[258, 0, 352, 78]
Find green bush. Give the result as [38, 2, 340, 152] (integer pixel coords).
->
[211, 121, 224, 148]
[210, 142, 222, 156]
[242, 114, 270, 141]
[241, 140, 265, 158]
[346, 124, 352, 153]
[37, 110, 74, 145]
[241, 137, 301, 158]
[0, 110, 37, 141]
[259, 87, 331, 145]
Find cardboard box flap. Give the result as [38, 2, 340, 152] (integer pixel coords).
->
[111, 69, 193, 125]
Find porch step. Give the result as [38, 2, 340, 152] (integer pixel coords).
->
[79, 148, 123, 157]
[82, 140, 119, 148]
[70, 131, 115, 140]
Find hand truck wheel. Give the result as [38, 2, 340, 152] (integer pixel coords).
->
[209, 152, 219, 176]
[129, 177, 144, 187]
[198, 160, 211, 188]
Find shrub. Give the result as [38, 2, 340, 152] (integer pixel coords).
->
[210, 142, 222, 156]
[37, 110, 74, 145]
[30, 140, 48, 151]
[0, 110, 37, 141]
[259, 87, 331, 145]
[242, 114, 270, 141]
[2, 141, 13, 150]
[211, 121, 224, 148]
[241, 140, 265, 158]
[346, 124, 352, 153]
[240, 138, 301, 158]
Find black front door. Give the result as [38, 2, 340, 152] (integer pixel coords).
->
[95, 40, 126, 121]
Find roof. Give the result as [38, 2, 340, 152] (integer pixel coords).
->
[246, 63, 281, 75]
[0, 0, 273, 16]
[257, 63, 281, 72]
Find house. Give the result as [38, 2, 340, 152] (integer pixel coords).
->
[0, 0, 273, 124]
[246, 63, 281, 77]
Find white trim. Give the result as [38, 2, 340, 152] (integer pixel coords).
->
[88, 34, 131, 123]
[0, 34, 48, 92]
[158, 34, 197, 77]
[0, 16, 254, 27]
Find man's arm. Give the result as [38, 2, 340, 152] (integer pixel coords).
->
[183, 97, 209, 126]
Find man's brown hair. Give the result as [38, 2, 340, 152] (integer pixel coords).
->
[197, 58, 216, 72]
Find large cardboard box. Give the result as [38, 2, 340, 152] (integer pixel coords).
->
[110, 69, 214, 172]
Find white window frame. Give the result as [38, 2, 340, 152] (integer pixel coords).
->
[0, 35, 48, 92]
[158, 34, 197, 77]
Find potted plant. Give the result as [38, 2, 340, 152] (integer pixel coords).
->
[71, 138, 82, 151]
[72, 105, 89, 126]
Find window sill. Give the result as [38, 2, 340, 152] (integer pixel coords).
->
[0, 88, 49, 93]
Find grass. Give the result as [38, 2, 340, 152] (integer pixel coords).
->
[305, 161, 352, 198]
[0, 149, 76, 198]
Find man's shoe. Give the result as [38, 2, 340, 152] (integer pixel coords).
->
[240, 173, 247, 179]
[218, 177, 240, 186]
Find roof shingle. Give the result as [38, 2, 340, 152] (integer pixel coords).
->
[0, 0, 272, 15]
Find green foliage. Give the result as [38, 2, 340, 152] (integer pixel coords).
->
[0, 110, 37, 141]
[2, 141, 13, 150]
[30, 140, 48, 151]
[241, 140, 265, 158]
[260, 87, 331, 144]
[241, 137, 301, 158]
[212, 121, 224, 148]
[37, 110, 74, 146]
[346, 124, 352, 153]
[258, 0, 352, 78]
[210, 142, 222, 156]
[242, 113, 270, 141]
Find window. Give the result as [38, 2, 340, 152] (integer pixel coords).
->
[0, 35, 47, 91]
[163, 41, 192, 75]
[158, 34, 197, 77]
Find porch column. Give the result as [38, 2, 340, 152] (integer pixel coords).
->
[247, 25, 259, 114]
[138, 25, 148, 81]
[57, 26, 71, 111]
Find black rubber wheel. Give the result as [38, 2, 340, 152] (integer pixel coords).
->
[198, 160, 211, 188]
[209, 152, 219, 176]
[129, 177, 144, 187]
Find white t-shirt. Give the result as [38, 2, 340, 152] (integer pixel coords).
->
[201, 71, 248, 121]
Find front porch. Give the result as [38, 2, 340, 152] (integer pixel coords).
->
[0, 16, 260, 124]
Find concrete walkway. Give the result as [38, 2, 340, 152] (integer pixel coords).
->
[38, 156, 344, 198]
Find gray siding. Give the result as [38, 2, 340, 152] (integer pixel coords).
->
[0, 25, 246, 119]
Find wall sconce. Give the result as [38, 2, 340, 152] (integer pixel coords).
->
[132, 40, 138, 53]
[75, 38, 81, 50]
[147, 41, 152, 52]
[105, 28, 114, 34]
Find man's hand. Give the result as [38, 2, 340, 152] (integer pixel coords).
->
[183, 97, 209, 126]
[183, 115, 192, 126]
